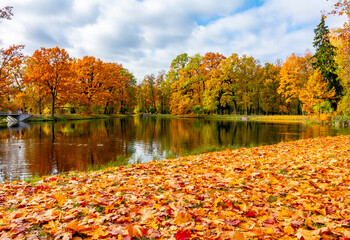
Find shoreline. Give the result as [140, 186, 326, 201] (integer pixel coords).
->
[0, 114, 315, 126]
[1, 135, 349, 239]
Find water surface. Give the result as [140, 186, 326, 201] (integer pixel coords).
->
[0, 117, 349, 181]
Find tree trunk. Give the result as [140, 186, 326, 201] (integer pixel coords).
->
[233, 101, 237, 115]
[38, 98, 42, 115]
[299, 101, 304, 116]
[104, 102, 109, 114]
[51, 95, 55, 117]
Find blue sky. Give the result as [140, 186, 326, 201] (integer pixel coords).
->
[0, 0, 346, 81]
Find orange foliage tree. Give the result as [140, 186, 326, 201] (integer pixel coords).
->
[102, 62, 134, 114]
[72, 56, 104, 112]
[23, 47, 72, 116]
[0, 45, 24, 110]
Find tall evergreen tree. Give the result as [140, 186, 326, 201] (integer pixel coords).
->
[312, 16, 342, 109]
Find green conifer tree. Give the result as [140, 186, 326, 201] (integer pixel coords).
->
[312, 16, 342, 109]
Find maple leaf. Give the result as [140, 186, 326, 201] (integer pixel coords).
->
[175, 230, 192, 240]
[245, 210, 256, 217]
[174, 211, 193, 225]
[295, 229, 318, 240]
[127, 224, 143, 238]
[53, 192, 66, 206]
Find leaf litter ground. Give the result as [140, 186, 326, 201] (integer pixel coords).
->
[0, 135, 350, 239]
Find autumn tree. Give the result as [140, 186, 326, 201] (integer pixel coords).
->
[0, 5, 13, 21]
[101, 62, 131, 114]
[72, 56, 105, 113]
[164, 54, 189, 114]
[204, 53, 240, 114]
[299, 69, 336, 114]
[329, 2, 350, 116]
[259, 62, 283, 114]
[156, 71, 170, 114]
[24, 47, 72, 117]
[170, 54, 203, 115]
[278, 53, 313, 114]
[328, 0, 350, 15]
[0, 45, 24, 109]
[235, 55, 261, 115]
[120, 69, 137, 114]
[312, 16, 341, 109]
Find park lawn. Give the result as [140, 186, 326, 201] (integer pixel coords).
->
[0, 135, 350, 239]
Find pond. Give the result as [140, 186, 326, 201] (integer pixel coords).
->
[1, 116, 349, 182]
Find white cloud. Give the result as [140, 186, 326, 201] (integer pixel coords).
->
[0, 0, 347, 81]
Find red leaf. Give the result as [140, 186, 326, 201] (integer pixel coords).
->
[245, 210, 256, 217]
[175, 230, 191, 240]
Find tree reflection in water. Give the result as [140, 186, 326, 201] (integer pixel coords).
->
[0, 117, 349, 181]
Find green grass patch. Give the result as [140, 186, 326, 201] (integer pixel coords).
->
[203, 114, 242, 120]
[147, 114, 177, 119]
[86, 155, 129, 172]
[181, 144, 239, 156]
[24, 174, 42, 184]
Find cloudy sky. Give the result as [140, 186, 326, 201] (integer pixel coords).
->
[0, 0, 346, 81]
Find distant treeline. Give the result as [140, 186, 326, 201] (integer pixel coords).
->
[1, 15, 350, 121]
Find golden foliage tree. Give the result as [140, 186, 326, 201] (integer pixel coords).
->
[204, 53, 240, 114]
[299, 69, 336, 114]
[170, 54, 203, 115]
[235, 55, 261, 115]
[259, 62, 283, 114]
[277, 53, 313, 114]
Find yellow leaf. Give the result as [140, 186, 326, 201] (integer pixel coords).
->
[305, 218, 314, 229]
[295, 229, 319, 240]
[214, 196, 222, 208]
[174, 211, 192, 225]
[316, 208, 326, 216]
[265, 227, 274, 234]
[150, 220, 158, 230]
[44, 220, 58, 229]
[53, 192, 66, 206]
[82, 208, 89, 215]
[195, 225, 205, 231]
[284, 225, 295, 235]
[105, 204, 115, 214]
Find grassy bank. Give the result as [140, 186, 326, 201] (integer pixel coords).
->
[0, 117, 6, 127]
[203, 114, 316, 123]
[22, 113, 317, 124]
[24, 113, 127, 122]
[1, 135, 350, 239]
[146, 114, 316, 124]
